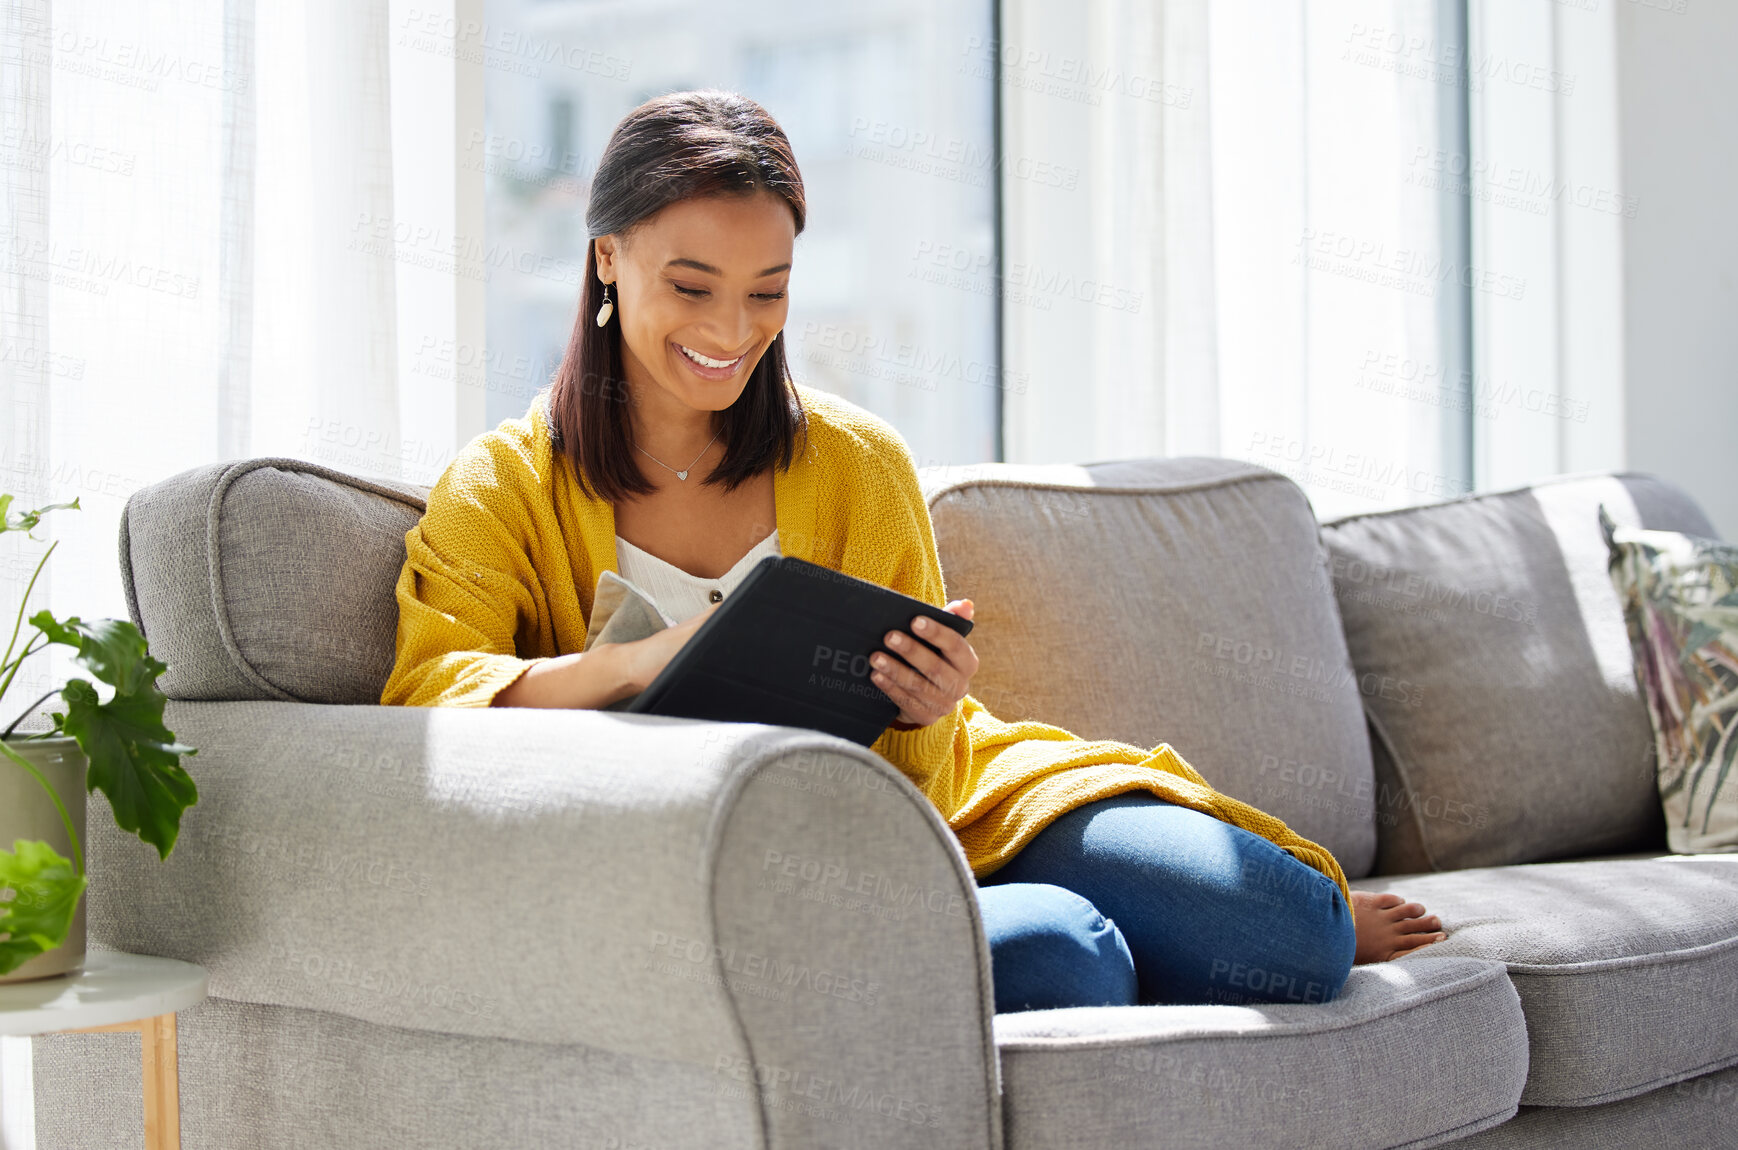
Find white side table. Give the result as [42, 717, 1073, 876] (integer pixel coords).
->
[0, 950, 208, 1150]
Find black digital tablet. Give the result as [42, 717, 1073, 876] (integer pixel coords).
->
[624, 555, 974, 745]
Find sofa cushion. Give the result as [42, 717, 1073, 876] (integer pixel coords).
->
[1321, 472, 1719, 873]
[920, 459, 1379, 879]
[1363, 853, 1738, 1106]
[994, 954, 1526, 1149]
[1451, 1064, 1738, 1149]
[120, 458, 430, 703]
[1603, 516, 1738, 853]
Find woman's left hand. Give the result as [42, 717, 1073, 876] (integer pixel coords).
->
[875, 599, 978, 730]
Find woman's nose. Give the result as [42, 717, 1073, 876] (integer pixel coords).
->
[702, 302, 756, 354]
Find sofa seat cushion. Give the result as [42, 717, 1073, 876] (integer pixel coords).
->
[993, 955, 1526, 1150]
[1450, 1064, 1738, 1149]
[1362, 853, 1738, 1106]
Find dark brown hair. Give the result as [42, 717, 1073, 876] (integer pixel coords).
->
[546, 89, 809, 504]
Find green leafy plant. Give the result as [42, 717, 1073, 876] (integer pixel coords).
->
[0, 494, 197, 976]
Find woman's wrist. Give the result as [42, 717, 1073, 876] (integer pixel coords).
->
[584, 642, 645, 705]
[493, 646, 640, 709]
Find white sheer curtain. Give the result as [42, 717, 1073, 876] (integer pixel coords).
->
[997, 0, 1186, 465]
[1002, 0, 1467, 521]
[0, 0, 470, 723]
[252, 0, 401, 479]
[1218, 0, 1471, 521]
[999, 0, 1626, 521]
[1468, 0, 1626, 489]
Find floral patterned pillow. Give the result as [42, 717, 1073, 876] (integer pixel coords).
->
[1601, 507, 1738, 852]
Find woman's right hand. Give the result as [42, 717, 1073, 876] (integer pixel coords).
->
[609, 601, 722, 696]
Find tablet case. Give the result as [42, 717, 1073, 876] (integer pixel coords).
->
[581, 556, 973, 745]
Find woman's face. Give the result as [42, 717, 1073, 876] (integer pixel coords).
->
[595, 189, 795, 417]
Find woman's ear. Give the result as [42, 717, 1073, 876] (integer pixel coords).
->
[594, 235, 618, 283]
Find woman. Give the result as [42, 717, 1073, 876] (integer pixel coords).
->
[381, 89, 1445, 1013]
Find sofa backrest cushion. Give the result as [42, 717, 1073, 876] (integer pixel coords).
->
[1321, 472, 1717, 873]
[120, 458, 430, 704]
[920, 459, 1379, 879]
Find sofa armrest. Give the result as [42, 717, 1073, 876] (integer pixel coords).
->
[84, 700, 1002, 1149]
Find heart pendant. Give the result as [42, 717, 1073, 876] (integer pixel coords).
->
[676, 470, 688, 480]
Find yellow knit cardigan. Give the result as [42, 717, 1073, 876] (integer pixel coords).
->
[380, 384, 1353, 912]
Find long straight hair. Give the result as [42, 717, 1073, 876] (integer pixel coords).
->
[547, 89, 809, 504]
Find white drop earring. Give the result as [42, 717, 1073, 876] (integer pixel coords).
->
[594, 282, 615, 327]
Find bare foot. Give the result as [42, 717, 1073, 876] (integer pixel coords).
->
[1351, 891, 1447, 964]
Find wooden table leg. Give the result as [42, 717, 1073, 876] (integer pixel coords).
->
[139, 1014, 179, 1150]
[62, 1014, 181, 1150]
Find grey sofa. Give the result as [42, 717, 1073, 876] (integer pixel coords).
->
[28, 452, 1738, 1149]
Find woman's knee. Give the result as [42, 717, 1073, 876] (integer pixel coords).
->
[1060, 802, 1355, 1005]
[1261, 861, 1357, 998]
[1209, 882, 1357, 1006]
[1315, 887, 1358, 999]
[977, 882, 1139, 1012]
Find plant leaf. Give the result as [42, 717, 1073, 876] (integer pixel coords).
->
[0, 495, 80, 538]
[29, 612, 159, 696]
[59, 678, 197, 860]
[0, 838, 87, 976]
[20, 612, 197, 858]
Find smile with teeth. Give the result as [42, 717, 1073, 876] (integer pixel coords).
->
[677, 344, 746, 370]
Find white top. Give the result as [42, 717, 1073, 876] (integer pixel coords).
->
[614, 527, 782, 625]
[0, 950, 209, 1034]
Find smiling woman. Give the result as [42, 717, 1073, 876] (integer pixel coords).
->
[382, 89, 1443, 1014]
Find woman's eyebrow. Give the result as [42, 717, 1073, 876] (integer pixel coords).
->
[664, 257, 791, 277]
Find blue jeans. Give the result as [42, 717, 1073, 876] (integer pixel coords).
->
[975, 791, 1356, 1012]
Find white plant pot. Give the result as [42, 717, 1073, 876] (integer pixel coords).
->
[0, 734, 88, 984]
